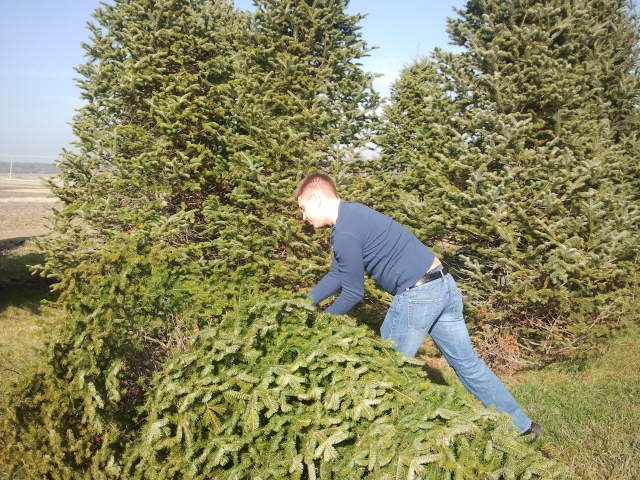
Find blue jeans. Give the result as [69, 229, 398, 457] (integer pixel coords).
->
[380, 272, 532, 433]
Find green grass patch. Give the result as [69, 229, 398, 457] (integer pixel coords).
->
[0, 299, 53, 392]
[0, 238, 56, 397]
[420, 324, 640, 479]
[509, 324, 640, 479]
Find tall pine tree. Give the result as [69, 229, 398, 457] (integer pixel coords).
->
[197, 0, 379, 293]
[5, 0, 251, 475]
[375, 0, 640, 364]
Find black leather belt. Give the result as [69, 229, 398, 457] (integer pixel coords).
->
[406, 268, 447, 291]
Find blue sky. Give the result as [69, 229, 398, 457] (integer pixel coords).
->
[0, 0, 464, 163]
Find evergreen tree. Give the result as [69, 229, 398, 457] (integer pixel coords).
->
[250, 0, 378, 165]
[198, 0, 379, 292]
[374, 0, 640, 363]
[39, 0, 250, 315]
[360, 57, 465, 239]
[4, 0, 249, 475]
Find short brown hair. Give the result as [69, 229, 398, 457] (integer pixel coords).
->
[294, 172, 339, 200]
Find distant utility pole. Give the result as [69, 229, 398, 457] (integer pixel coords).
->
[9, 156, 13, 179]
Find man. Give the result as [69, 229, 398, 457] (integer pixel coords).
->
[296, 172, 541, 440]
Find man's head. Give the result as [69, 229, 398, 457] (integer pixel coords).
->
[295, 173, 341, 229]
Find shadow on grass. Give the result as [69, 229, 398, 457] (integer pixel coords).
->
[0, 282, 54, 315]
[421, 362, 450, 385]
[0, 236, 35, 252]
[0, 236, 56, 314]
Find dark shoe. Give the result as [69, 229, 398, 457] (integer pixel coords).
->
[521, 422, 543, 442]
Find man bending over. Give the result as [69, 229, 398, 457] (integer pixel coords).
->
[295, 172, 541, 440]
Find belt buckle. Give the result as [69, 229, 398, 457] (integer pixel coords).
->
[406, 275, 426, 291]
[406, 268, 445, 291]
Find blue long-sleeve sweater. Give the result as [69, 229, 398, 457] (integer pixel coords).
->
[309, 201, 436, 314]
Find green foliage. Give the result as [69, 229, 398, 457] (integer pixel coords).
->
[2, 234, 222, 478]
[198, 0, 380, 290]
[2, 297, 573, 479]
[52, 0, 246, 233]
[246, 0, 378, 165]
[40, 0, 379, 297]
[124, 297, 570, 479]
[371, 0, 640, 361]
[355, 58, 462, 238]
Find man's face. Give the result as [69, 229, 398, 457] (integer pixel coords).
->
[298, 191, 327, 229]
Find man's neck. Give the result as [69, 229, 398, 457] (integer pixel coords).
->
[326, 198, 341, 226]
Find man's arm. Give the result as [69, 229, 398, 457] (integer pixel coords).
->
[321, 232, 365, 314]
[309, 256, 341, 305]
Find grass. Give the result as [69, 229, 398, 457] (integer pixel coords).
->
[0, 239, 57, 397]
[421, 324, 640, 480]
[509, 324, 640, 480]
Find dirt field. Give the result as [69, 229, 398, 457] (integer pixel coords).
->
[0, 174, 60, 242]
